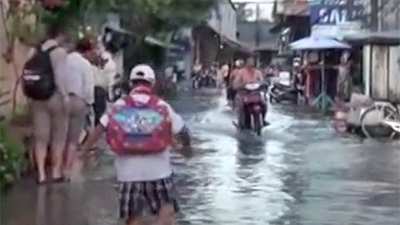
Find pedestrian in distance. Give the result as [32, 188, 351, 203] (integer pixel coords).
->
[80, 64, 193, 225]
[92, 42, 117, 125]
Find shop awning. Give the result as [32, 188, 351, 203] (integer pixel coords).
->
[105, 25, 183, 49]
[290, 36, 351, 50]
[343, 30, 400, 45]
[144, 36, 183, 49]
[206, 25, 254, 54]
[221, 36, 254, 54]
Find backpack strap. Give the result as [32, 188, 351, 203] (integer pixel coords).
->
[123, 95, 135, 106]
[147, 95, 160, 106]
[46, 45, 58, 53]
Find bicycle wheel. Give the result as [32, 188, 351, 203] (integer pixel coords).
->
[360, 104, 399, 138]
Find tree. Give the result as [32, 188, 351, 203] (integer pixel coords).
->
[39, 0, 214, 40]
[119, 0, 214, 39]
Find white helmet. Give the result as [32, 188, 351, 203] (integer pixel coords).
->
[235, 59, 244, 67]
[129, 64, 156, 84]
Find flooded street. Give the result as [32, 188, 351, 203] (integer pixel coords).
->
[1, 90, 399, 225]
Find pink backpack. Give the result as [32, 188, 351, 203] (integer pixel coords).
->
[105, 87, 173, 155]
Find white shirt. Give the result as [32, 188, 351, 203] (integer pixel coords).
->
[93, 52, 117, 89]
[100, 92, 185, 182]
[65, 52, 95, 105]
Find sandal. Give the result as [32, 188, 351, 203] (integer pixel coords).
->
[36, 178, 47, 185]
[52, 177, 68, 183]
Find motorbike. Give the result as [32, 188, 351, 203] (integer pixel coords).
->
[234, 83, 267, 136]
[268, 82, 298, 104]
[192, 72, 217, 89]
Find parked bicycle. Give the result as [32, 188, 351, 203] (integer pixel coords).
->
[360, 100, 400, 139]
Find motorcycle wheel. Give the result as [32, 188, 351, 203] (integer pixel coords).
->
[269, 93, 280, 103]
[251, 111, 263, 136]
[269, 87, 279, 103]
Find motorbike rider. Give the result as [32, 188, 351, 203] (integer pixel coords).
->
[227, 59, 245, 106]
[293, 59, 306, 102]
[231, 57, 269, 128]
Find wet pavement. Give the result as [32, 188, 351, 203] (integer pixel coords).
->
[1, 88, 399, 225]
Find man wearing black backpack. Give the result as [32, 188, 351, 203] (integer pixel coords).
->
[22, 24, 69, 184]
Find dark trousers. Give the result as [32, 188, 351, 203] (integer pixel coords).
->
[227, 88, 237, 101]
[93, 86, 107, 126]
[240, 103, 267, 129]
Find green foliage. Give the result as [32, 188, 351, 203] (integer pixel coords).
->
[120, 0, 214, 36]
[0, 123, 26, 190]
[35, 0, 213, 43]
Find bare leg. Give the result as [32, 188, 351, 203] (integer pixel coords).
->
[63, 143, 77, 180]
[126, 216, 144, 225]
[50, 113, 68, 180]
[32, 101, 51, 183]
[155, 204, 175, 225]
[50, 141, 66, 180]
[34, 141, 48, 183]
[63, 96, 87, 178]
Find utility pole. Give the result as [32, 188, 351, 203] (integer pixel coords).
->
[370, 0, 379, 31]
[255, 3, 260, 47]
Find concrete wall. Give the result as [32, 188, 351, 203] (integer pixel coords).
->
[354, 0, 400, 31]
[207, 0, 237, 41]
[0, 2, 32, 119]
[237, 21, 278, 50]
[358, 0, 400, 102]
[363, 45, 400, 102]
[195, 0, 238, 64]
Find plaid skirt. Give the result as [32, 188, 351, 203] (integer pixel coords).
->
[118, 176, 179, 218]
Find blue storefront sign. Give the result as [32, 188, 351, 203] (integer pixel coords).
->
[310, 3, 364, 25]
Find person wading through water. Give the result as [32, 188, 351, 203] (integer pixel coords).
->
[63, 37, 96, 180]
[22, 24, 69, 184]
[81, 64, 192, 225]
[93, 42, 117, 125]
[227, 59, 245, 107]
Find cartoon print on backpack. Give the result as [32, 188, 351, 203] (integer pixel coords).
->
[113, 107, 163, 134]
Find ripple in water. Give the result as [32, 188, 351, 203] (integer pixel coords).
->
[174, 96, 294, 225]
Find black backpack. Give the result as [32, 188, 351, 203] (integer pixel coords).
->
[22, 45, 58, 100]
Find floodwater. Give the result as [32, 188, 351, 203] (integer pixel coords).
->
[1, 90, 399, 225]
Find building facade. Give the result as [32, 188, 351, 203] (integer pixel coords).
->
[360, 0, 400, 101]
[271, 0, 311, 54]
[193, 0, 251, 65]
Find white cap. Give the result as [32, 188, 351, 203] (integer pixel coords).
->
[129, 64, 156, 84]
